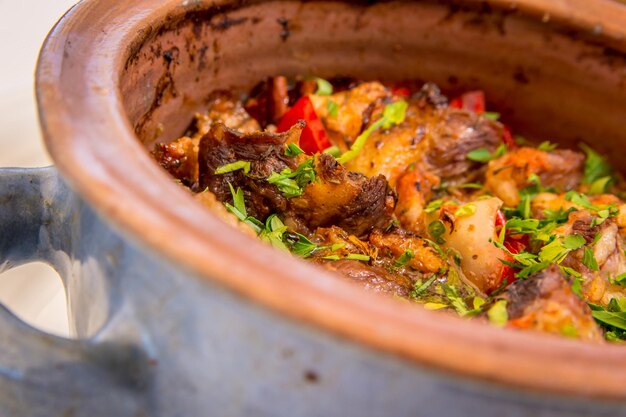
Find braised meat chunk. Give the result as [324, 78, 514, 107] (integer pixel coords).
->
[486, 147, 585, 207]
[501, 266, 603, 341]
[322, 260, 413, 298]
[288, 154, 395, 237]
[197, 121, 304, 220]
[424, 110, 504, 185]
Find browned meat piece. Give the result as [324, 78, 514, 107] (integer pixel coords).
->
[368, 228, 444, 274]
[424, 110, 503, 185]
[412, 82, 449, 109]
[197, 121, 304, 220]
[244, 76, 290, 126]
[198, 125, 394, 237]
[343, 100, 426, 187]
[552, 210, 626, 306]
[501, 266, 603, 341]
[344, 100, 504, 188]
[321, 259, 412, 298]
[485, 147, 584, 207]
[152, 137, 198, 186]
[288, 154, 396, 237]
[153, 92, 260, 186]
[309, 81, 390, 142]
[192, 91, 261, 136]
[311, 226, 375, 259]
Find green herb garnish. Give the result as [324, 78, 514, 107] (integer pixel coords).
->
[588, 176, 612, 195]
[455, 203, 477, 218]
[315, 77, 333, 96]
[323, 145, 341, 158]
[610, 273, 626, 286]
[466, 143, 506, 163]
[393, 249, 415, 268]
[224, 183, 264, 233]
[285, 143, 305, 157]
[215, 161, 251, 175]
[424, 199, 444, 214]
[581, 143, 613, 185]
[345, 254, 370, 262]
[537, 141, 558, 151]
[411, 275, 437, 298]
[487, 300, 508, 327]
[327, 100, 339, 117]
[428, 220, 447, 245]
[582, 247, 599, 271]
[267, 158, 316, 198]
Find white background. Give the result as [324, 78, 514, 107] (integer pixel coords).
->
[0, 0, 79, 337]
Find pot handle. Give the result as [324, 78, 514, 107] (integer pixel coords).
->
[0, 167, 147, 417]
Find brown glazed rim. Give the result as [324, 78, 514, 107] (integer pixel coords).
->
[36, 0, 626, 400]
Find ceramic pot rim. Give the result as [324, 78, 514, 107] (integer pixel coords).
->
[36, 0, 626, 399]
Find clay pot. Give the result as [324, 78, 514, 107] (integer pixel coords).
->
[2, 0, 626, 416]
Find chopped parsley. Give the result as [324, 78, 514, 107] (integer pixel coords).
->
[259, 214, 290, 252]
[582, 247, 599, 271]
[466, 143, 506, 163]
[610, 273, 626, 286]
[487, 300, 508, 327]
[323, 253, 370, 262]
[215, 160, 251, 175]
[267, 158, 316, 198]
[393, 249, 415, 268]
[581, 143, 613, 185]
[285, 143, 305, 157]
[346, 254, 371, 262]
[442, 284, 471, 316]
[224, 183, 263, 233]
[537, 141, 558, 151]
[455, 203, 476, 218]
[538, 235, 584, 264]
[424, 199, 444, 214]
[589, 298, 626, 340]
[289, 233, 328, 257]
[588, 176, 612, 195]
[315, 77, 333, 96]
[428, 220, 446, 245]
[483, 112, 500, 121]
[323, 145, 342, 158]
[410, 275, 437, 298]
[327, 100, 339, 117]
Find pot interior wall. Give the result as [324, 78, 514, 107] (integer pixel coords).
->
[119, 0, 626, 163]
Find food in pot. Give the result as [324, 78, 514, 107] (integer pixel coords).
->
[153, 77, 626, 343]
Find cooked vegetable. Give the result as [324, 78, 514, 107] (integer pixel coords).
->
[277, 96, 331, 154]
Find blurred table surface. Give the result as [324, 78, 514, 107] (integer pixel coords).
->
[0, 0, 79, 337]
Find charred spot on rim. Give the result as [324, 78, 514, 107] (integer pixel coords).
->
[303, 370, 320, 384]
[513, 67, 530, 85]
[277, 17, 290, 41]
[124, 1, 251, 70]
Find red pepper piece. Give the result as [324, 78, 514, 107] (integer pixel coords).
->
[495, 209, 507, 228]
[391, 87, 411, 97]
[277, 96, 331, 155]
[502, 125, 517, 149]
[494, 210, 529, 288]
[449, 91, 486, 114]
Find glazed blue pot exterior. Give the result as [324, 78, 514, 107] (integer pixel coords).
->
[0, 167, 625, 416]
